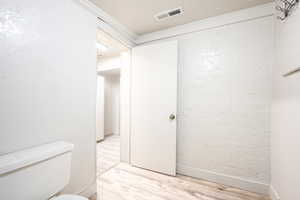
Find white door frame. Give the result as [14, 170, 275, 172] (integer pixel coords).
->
[119, 51, 132, 163]
[96, 22, 134, 164]
[77, 1, 135, 163]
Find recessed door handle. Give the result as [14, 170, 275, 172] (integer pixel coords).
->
[169, 114, 176, 120]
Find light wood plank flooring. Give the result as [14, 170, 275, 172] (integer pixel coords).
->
[95, 135, 269, 200]
[97, 135, 120, 176]
[96, 163, 270, 200]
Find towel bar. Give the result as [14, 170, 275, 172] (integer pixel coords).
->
[283, 67, 300, 77]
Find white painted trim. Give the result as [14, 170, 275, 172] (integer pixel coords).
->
[77, 181, 97, 198]
[269, 185, 281, 200]
[120, 51, 132, 164]
[136, 2, 274, 44]
[177, 164, 269, 194]
[96, 20, 136, 48]
[76, 0, 137, 47]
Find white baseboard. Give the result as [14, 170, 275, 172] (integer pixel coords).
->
[269, 185, 280, 200]
[177, 164, 269, 194]
[77, 181, 97, 198]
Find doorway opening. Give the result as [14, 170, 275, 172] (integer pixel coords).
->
[95, 29, 130, 178]
[97, 67, 120, 174]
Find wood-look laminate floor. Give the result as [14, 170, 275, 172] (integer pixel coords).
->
[96, 163, 270, 200]
[97, 135, 120, 176]
[95, 135, 269, 200]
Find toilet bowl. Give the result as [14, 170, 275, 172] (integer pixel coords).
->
[51, 194, 88, 200]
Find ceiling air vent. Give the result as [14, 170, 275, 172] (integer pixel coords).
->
[154, 7, 183, 21]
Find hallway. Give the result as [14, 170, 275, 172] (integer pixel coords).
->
[97, 135, 121, 175]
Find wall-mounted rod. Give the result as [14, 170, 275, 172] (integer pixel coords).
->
[283, 67, 300, 77]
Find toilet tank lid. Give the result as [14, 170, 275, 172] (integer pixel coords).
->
[0, 141, 74, 176]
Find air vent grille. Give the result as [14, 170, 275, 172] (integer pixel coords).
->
[154, 7, 183, 21]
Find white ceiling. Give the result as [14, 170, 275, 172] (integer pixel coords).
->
[90, 0, 273, 35]
[97, 29, 128, 57]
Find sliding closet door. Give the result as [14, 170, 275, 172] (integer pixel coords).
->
[131, 40, 178, 176]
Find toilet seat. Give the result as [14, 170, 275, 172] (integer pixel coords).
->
[51, 194, 88, 200]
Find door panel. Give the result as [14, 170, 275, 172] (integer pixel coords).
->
[131, 40, 178, 176]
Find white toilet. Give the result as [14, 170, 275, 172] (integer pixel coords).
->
[0, 142, 89, 200]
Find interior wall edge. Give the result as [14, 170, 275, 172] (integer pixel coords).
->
[269, 185, 281, 200]
[96, 20, 136, 48]
[75, 0, 137, 47]
[177, 164, 269, 195]
[120, 51, 132, 164]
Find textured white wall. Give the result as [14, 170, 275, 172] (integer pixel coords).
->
[0, 0, 97, 195]
[176, 16, 273, 193]
[271, 2, 300, 199]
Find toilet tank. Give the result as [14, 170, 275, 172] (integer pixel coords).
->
[0, 142, 74, 200]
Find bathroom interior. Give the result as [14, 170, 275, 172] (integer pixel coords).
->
[0, 0, 300, 200]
